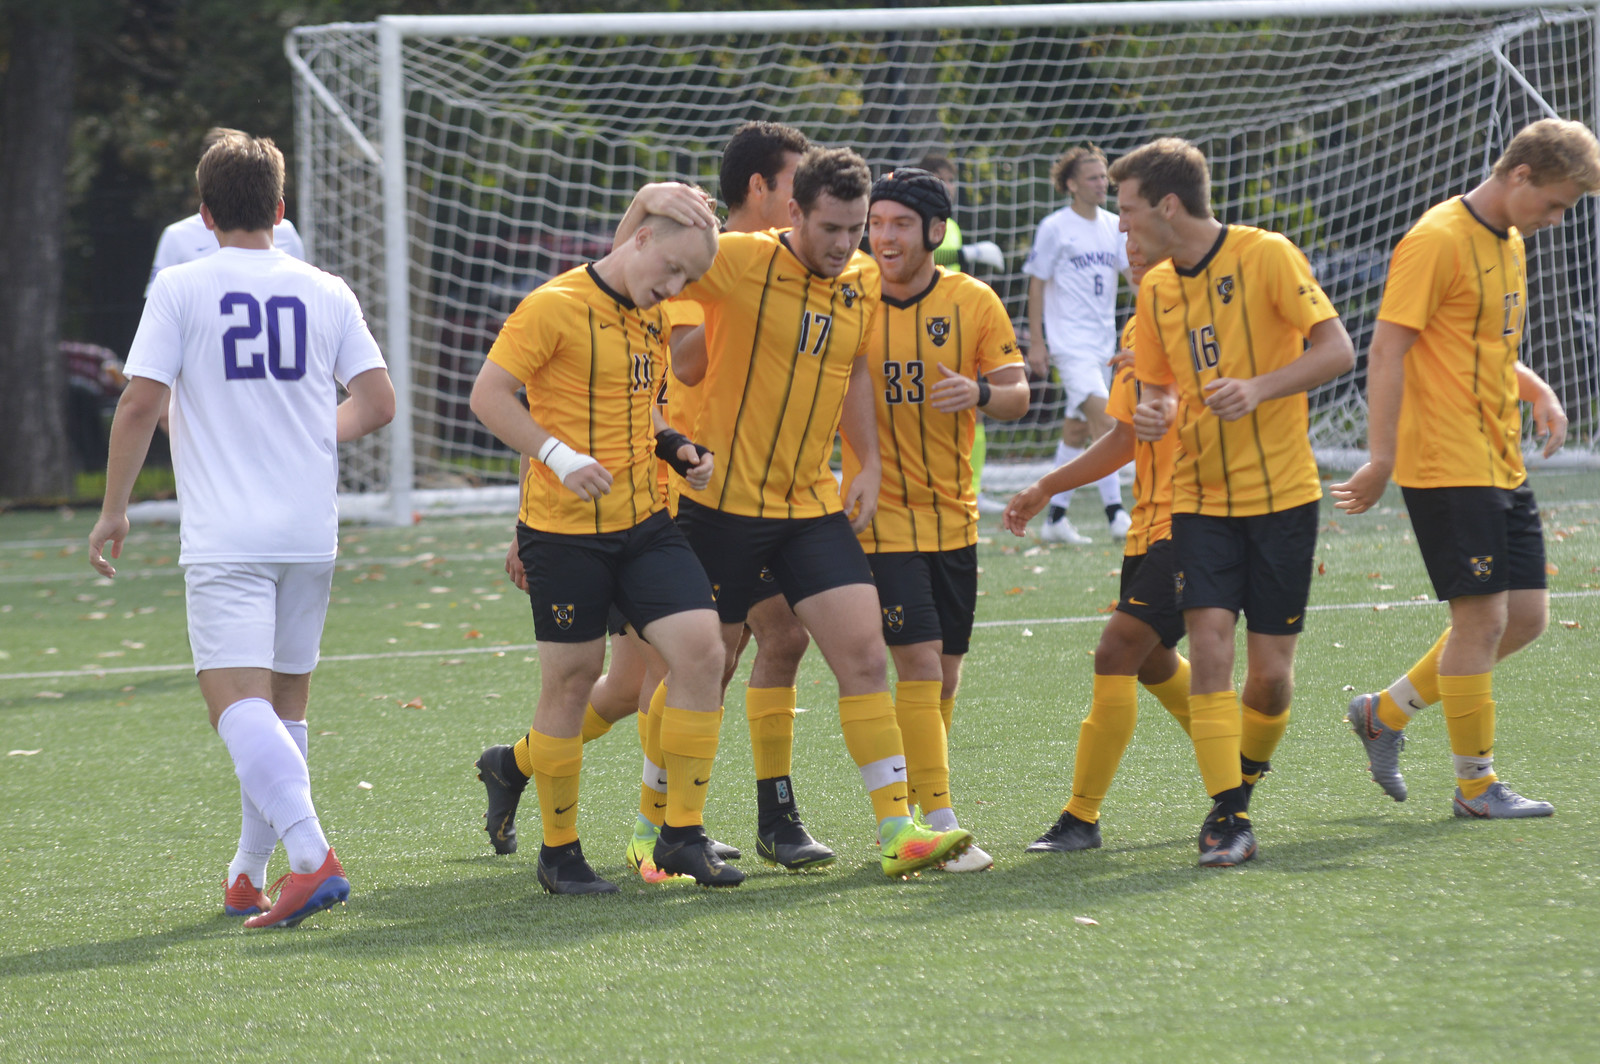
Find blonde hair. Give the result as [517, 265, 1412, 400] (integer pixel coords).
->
[197, 133, 284, 232]
[1051, 146, 1107, 195]
[1493, 118, 1600, 192]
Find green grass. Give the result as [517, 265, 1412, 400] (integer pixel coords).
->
[3, 471, 1599, 1063]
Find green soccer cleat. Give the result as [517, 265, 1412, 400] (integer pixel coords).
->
[625, 816, 679, 884]
[880, 819, 972, 878]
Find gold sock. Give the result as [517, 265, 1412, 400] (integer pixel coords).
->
[1440, 672, 1497, 801]
[745, 685, 797, 779]
[526, 730, 583, 847]
[661, 704, 723, 828]
[513, 730, 536, 778]
[1143, 655, 1192, 736]
[1188, 689, 1243, 798]
[1064, 673, 1139, 824]
[839, 691, 910, 822]
[1377, 627, 1451, 730]
[893, 680, 948, 814]
[939, 696, 956, 736]
[1239, 703, 1289, 781]
[580, 703, 613, 744]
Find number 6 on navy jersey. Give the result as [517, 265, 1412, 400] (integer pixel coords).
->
[222, 292, 308, 381]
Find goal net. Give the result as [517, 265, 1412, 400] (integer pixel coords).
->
[287, 2, 1600, 522]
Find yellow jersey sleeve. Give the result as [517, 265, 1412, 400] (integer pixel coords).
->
[488, 266, 666, 535]
[1379, 198, 1527, 489]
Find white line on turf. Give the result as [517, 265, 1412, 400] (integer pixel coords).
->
[4, 589, 1597, 684]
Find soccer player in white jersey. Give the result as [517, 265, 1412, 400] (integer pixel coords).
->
[146, 127, 306, 296]
[1024, 145, 1131, 545]
[89, 132, 395, 929]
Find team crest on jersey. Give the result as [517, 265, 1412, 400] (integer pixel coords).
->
[710, 583, 721, 601]
[1470, 556, 1494, 582]
[1216, 276, 1235, 304]
[882, 605, 906, 632]
[840, 282, 859, 309]
[551, 603, 576, 630]
[1001, 341, 1018, 356]
[1174, 570, 1186, 596]
[644, 321, 663, 344]
[925, 316, 951, 347]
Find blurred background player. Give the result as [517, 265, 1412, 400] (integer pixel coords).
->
[146, 126, 305, 295]
[1006, 235, 1195, 853]
[1122, 137, 1354, 868]
[1024, 145, 1131, 545]
[656, 148, 974, 876]
[469, 193, 741, 893]
[1333, 118, 1600, 817]
[88, 132, 394, 928]
[849, 167, 1029, 871]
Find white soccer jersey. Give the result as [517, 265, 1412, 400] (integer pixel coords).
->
[1022, 205, 1128, 362]
[126, 247, 385, 564]
[146, 212, 306, 296]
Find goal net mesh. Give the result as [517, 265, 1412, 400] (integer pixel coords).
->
[289, 6, 1599, 503]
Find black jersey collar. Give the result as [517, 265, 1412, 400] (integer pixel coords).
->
[1459, 196, 1510, 240]
[585, 263, 635, 309]
[881, 269, 942, 310]
[1174, 225, 1229, 278]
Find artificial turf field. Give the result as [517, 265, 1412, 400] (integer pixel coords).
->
[2, 470, 1598, 1063]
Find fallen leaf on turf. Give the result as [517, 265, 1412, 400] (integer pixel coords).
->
[1006, 587, 1024, 595]
[121, 640, 144, 649]
[35, 691, 63, 699]
[464, 630, 482, 639]
[1373, 604, 1390, 611]
[357, 781, 373, 790]
[1023, 546, 1042, 557]
[1546, 563, 1559, 576]
[1074, 916, 1099, 926]
[1366, 572, 1381, 579]
[1022, 629, 1033, 637]
[320, 730, 338, 735]
[1342, 684, 1355, 691]
[440, 658, 465, 666]
[1333, 643, 1344, 649]
[1376, 584, 1394, 590]
[1317, 562, 1327, 575]
[1561, 620, 1582, 629]
[401, 698, 425, 709]
[8, 749, 42, 756]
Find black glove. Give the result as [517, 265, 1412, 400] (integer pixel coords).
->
[654, 428, 711, 475]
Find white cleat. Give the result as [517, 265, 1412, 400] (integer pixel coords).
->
[1041, 515, 1092, 545]
[1453, 781, 1554, 819]
[1108, 508, 1132, 539]
[938, 842, 994, 872]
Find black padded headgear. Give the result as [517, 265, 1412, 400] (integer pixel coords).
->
[870, 167, 951, 251]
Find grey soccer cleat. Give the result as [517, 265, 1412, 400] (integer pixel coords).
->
[1346, 693, 1407, 801]
[1452, 781, 1554, 819]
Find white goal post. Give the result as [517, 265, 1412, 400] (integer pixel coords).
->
[287, 1, 1600, 526]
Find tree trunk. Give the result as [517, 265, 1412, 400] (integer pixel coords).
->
[0, 14, 76, 499]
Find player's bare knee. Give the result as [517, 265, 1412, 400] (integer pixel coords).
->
[1061, 419, 1090, 448]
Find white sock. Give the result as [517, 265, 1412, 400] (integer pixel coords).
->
[1386, 675, 1427, 718]
[925, 806, 959, 832]
[229, 717, 310, 888]
[1050, 442, 1081, 510]
[1096, 470, 1124, 510]
[216, 698, 328, 875]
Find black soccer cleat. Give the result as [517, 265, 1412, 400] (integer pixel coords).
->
[756, 811, 837, 870]
[1197, 809, 1257, 868]
[476, 744, 527, 856]
[1024, 810, 1103, 853]
[654, 827, 746, 887]
[536, 841, 619, 895]
[709, 838, 742, 861]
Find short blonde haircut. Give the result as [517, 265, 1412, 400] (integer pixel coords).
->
[1108, 137, 1212, 219]
[1493, 118, 1600, 192]
[197, 133, 285, 233]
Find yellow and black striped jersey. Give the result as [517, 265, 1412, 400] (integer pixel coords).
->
[677, 228, 880, 518]
[1379, 197, 1529, 489]
[487, 264, 668, 534]
[843, 268, 1023, 553]
[1134, 225, 1338, 517]
[1106, 318, 1178, 555]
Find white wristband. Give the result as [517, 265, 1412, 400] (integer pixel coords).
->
[537, 437, 599, 483]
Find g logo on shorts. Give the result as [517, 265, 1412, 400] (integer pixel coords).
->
[883, 605, 906, 633]
[1471, 555, 1494, 582]
[551, 603, 576, 629]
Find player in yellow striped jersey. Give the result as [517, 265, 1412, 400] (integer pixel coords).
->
[843, 168, 1029, 872]
[1117, 138, 1355, 867]
[1006, 234, 1197, 853]
[1333, 118, 1600, 818]
[468, 196, 748, 893]
[634, 147, 975, 876]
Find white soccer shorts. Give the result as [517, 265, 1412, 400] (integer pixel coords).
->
[183, 561, 335, 674]
[1050, 349, 1112, 418]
